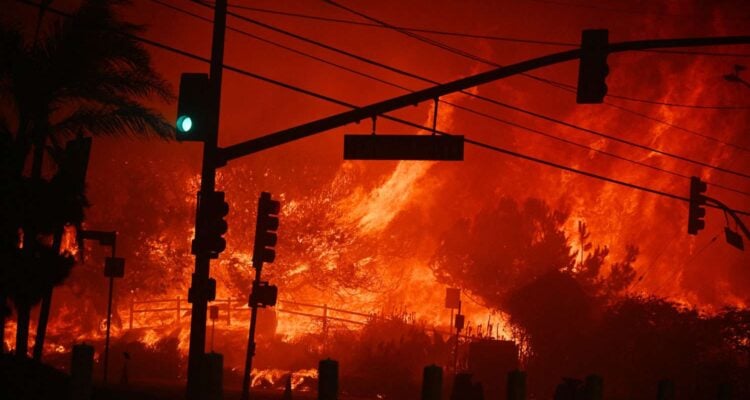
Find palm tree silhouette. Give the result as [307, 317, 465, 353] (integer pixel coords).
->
[1, 0, 174, 358]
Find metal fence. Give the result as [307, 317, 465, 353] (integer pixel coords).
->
[125, 297, 374, 331]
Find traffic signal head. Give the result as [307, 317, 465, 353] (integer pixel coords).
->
[576, 29, 609, 104]
[176, 73, 213, 141]
[253, 192, 280, 267]
[249, 281, 278, 308]
[687, 176, 707, 235]
[188, 276, 216, 303]
[192, 191, 229, 258]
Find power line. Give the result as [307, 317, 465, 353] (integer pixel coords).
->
[223, 2, 750, 151]
[150, 0, 405, 91]
[642, 49, 750, 58]
[218, 1, 750, 170]
[189, 6, 750, 215]
[603, 101, 750, 153]
[524, 0, 750, 20]
[322, 0, 750, 179]
[321, 0, 750, 116]
[445, 102, 750, 197]
[18, 0, 750, 218]
[166, 0, 750, 196]
[525, 69, 750, 153]
[226, 3, 579, 47]
[324, 0, 750, 113]
[14, 0, 350, 113]
[606, 93, 750, 110]
[227, 3, 750, 58]
[531, 78, 750, 110]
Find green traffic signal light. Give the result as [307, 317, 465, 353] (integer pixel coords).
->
[175, 73, 211, 141]
[177, 115, 193, 133]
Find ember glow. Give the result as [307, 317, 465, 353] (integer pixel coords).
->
[2, 0, 749, 398]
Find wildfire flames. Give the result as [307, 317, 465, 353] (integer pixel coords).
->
[3, 0, 750, 398]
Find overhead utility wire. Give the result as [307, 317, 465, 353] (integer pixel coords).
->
[322, 0, 750, 179]
[185, 5, 750, 215]
[157, 1, 750, 198]
[603, 102, 750, 153]
[324, 0, 750, 112]
[150, 0, 403, 90]
[525, 0, 750, 20]
[226, 3, 578, 47]
[224, 3, 750, 150]
[605, 93, 750, 110]
[641, 49, 750, 58]
[200, 1, 750, 183]
[474, 66, 750, 152]
[202, 1, 750, 172]
[18, 0, 750, 217]
[529, 77, 750, 110]
[227, 3, 750, 58]
[322, 0, 750, 113]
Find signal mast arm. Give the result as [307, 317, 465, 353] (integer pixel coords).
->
[217, 35, 750, 164]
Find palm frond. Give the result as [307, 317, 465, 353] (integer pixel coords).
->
[54, 65, 174, 104]
[52, 102, 175, 140]
[41, 0, 171, 103]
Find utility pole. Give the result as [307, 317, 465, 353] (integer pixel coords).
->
[185, 0, 227, 398]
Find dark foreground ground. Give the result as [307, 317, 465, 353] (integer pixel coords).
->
[0, 355, 356, 400]
[94, 383, 317, 400]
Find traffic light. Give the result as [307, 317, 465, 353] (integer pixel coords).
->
[688, 176, 707, 235]
[249, 281, 278, 308]
[193, 191, 229, 258]
[176, 73, 213, 141]
[188, 276, 216, 303]
[576, 29, 609, 104]
[253, 192, 280, 267]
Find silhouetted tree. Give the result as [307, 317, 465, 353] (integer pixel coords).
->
[430, 197, 574, 307]
[0, 0, 173, 357]
[505, 271, 597, 395]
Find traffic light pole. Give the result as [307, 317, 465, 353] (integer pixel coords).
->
[241, 266, 262, 400]
[186, 0, 226, 398]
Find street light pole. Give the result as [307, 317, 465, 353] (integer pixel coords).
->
[77, 229, 121, 383]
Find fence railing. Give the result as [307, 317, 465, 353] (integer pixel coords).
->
[124, 297, 495, 341]
[125, 297, 374, 331]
